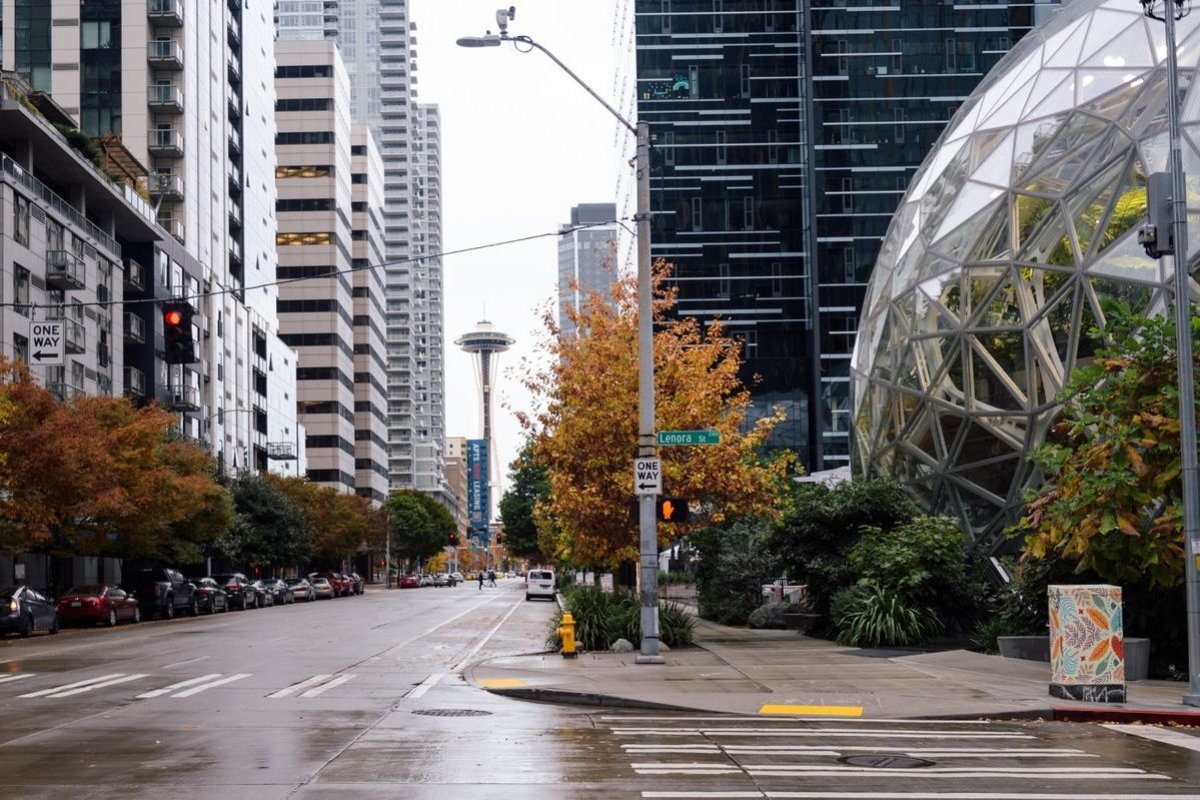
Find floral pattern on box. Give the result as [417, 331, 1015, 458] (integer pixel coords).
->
[1049, 584, 1124, 687]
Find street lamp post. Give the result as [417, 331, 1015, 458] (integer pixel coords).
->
[1142, 0, 1200, 705]
[457, 8, 665, 663]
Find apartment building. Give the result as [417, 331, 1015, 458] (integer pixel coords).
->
[5, 0, 304, 475]
[558, 203, 618, 337]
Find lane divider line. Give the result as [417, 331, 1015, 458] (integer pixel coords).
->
[451, 597, 523, 674]
[300, 674, 355, 698]
[269, 674, 332, 699]
[0, 673, 34, 685]
[172, 673, 251, 698]
[405, 673, 443, 701]
[47, 673, 148, 698]
[19, 673, 125, 698]
[136, 673, 223, 699]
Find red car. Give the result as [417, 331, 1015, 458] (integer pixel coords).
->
[398, 574, 420, 589]
[57, 584, 140, 627]
[311, 572, 351, 597]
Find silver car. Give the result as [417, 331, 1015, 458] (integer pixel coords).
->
[310, 577, 335, 599]
[285, 578, 317, 602]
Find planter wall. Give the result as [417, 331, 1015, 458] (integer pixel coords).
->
[997, 635, 1050, 662]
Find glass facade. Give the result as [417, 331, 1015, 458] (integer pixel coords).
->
[14, 0, 52, 91]
[853, 0, 1199, 550]
[80, 1, 122, 137]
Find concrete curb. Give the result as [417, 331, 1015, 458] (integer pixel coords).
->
[1051, 706, 1200, 726]
[484, 686, 703, 712]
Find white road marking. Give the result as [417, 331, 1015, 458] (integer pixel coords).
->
[450, 598, 523, 673]
[19, 673, 125, 698]
[299, 674, 355, 698]
[171, 673, 250, 697]
[269, 674, 332, 699]
[1103, 722, 1200, 753]
[136, 673, 223, 699]
[643, 794, 1200, 799]
[46, 673, 148, 698]
[611, 728, 1033, 739]
[0, 673, 34, 685]
[405, 672, 443, 701]
[610, 716, 993, 725]
[160, 656, 209, 670]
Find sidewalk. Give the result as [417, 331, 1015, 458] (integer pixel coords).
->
[464, 615, 1200, 722]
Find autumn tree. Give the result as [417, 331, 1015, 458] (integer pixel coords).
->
[221, 473, 313, 568]
[1015, 302, 1200, 589]
[385, 489, 456, 567]
[268, 476, 384, 566]
[516, 261, 791, 567]
[498, 439, 549, 560]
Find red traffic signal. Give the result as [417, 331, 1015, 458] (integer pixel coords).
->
[164, 309, 183, 326]
[162, 301, 196, 364]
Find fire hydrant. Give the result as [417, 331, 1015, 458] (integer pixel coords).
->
[558, 611, 577, 659]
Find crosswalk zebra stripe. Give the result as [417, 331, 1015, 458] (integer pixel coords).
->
[136, 673, 223, 699]
[170, 673, 250, 698]
[268, 674, 332, 698]
[19, 673, 125, 698]
[46, 673, 148, 698]
[300, 674, 355, 697]
[0, 673, 34, 685]
[611, 729, 1033, 739]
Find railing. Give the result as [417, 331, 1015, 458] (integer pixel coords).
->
[125, 259, 145, 291]
[147, 172, 184, 196]
[64, 319, 85, 353]
[46, 250, 86, 289]
[229, 239, 242, 261]
[124, 366, 146, 397]
[147, 39, 184, 64]
[147, 84, 184, 108]
[148, 128, 184, 152]
[267, 442, 297, 460]
[167, 384, 200, 410]
[124, 312, 145, 343]
[48, 382, 85, 401]
[148, 0, 184, 23]
[0, 156, 121, 257]
[227, 124, 241, 151]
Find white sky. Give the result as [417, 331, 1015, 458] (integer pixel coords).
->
[411, 1, 625, 499]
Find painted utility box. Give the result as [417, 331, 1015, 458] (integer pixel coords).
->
[1048, 584, 1125, 703]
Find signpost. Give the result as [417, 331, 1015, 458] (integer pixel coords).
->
[657, 430, 720, 446]
[29, 321, 64, 366]
[633, 457, 662, 496]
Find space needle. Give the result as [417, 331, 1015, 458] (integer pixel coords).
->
[456, 320, 515, 540]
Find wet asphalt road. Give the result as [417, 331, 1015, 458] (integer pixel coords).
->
[4, 581, 1200, 799]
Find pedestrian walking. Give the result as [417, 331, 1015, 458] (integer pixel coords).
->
[478, 571, 484, 590]
[486, 569, 496, 588]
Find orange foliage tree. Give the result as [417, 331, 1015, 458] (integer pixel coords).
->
[269, 475, 387, 565]
[0, 359, 232, 561]
[516, 261, 792, 567]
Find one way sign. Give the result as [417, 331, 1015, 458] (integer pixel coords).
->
[633, 457, 662, 496]
[30, 321, 64, 366]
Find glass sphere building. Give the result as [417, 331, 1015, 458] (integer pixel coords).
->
[852, 0, 1200, 550]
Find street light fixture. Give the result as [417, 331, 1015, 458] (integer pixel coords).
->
[1140, 0, 1200, 706]
[456, 8, 665, 664]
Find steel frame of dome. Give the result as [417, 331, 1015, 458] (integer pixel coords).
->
[852, 0, 1200, 551]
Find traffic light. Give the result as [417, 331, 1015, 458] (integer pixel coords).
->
[495, 532, 503, 544]
[448, 532, 457, 546]
[162, 301, 196, 364]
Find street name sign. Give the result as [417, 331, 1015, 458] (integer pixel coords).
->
[30, 321, 64, 366]
[633, 457, 662, 495]
[658, 430, 721, 446]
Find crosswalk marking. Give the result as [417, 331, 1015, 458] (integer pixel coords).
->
[300, 673, 355, 697]
[268, 674, 332, 698]
[19, 673, 126, 698]
[1104, 722, 1200, 753]
[136, 673, 223, 699]
[170, 673, 250, 698]
[45, 673, 148, 698]
[642, 794, 1200, 799]
[612, 728, 1033, 739]
[0, 673, 34, 685]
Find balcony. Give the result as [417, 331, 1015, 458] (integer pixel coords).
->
[157, 214, 185, 244]
[227, 56, 241, 83]
[227, 124, 241, 153]
[49, 383, 85, 402]
[64, 319, 85, 354]
[229, 202, 242, 226]
[124, 312, 146, 343]
[147, 84, 184, 113]
[267, 442, 297, 460]
[124, 366, 145, 398]
[148, 127, 184, 157]
[46, 250, 86, 290]
[166, 383, 200, 412]
[147, 0, 184, 26]
[228, 163, 241, 192]
[229, 238, 242, 262]
[227, 87, 241, 117]
[227, 17, 240, 44]
[147, 39, 184, 70]
[125, 259, 145, 292]
[147, 171, 184, 200]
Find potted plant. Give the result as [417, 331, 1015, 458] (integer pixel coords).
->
[781, 594, 821, 633]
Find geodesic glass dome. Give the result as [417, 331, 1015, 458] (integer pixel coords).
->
[852, 0, 1200, 551]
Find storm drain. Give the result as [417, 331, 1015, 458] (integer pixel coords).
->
[838, 755, 935, 769]
[411, 709, 493, 717]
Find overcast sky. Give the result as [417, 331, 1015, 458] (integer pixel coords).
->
[411, 0, 626, 507]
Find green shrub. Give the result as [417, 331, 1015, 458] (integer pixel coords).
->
[832, 582, 942, 647]
[546, 587, 695, 650]
[748, 603, 787, 629]
[691, 520, 778, 626]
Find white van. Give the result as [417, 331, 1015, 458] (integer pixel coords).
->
[525, 569, 556, 602]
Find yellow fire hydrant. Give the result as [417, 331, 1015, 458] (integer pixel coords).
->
[559, 611, 577, 659]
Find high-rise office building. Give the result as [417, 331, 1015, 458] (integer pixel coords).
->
[624, 0, 1060, 471]
[13, 0, 302, 475]
[558, 203, 619, 337]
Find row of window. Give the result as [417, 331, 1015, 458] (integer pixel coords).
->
[277, 198, 335, 213]
[276, 131, 335, 145]
[276, 98, 333, 112]
[276, 64, 333, 79]
[276, 164, 334, 178]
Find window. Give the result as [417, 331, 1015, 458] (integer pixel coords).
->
[275, 98, 333, 112]
[13, 266, 30, 318]
[663, 130, 675, 166]
[836, 40, 849, 76]
[275, 131, 334, 145]
[712, 0, 722, 32]
[351, 145, 367, 155]
[691, 197, 702, 232]
[275, 64, 333, 78]
[351, 173, 367, 184]
[891, 38, 903, 74]
[275, 165, 334, 178]
[47, 219, 64, 252]
[740, 64, 751, 98]
[844, 247, 857, 282]
[894, 108, 906, 144]
[276, 198, 335, 212]
[770, 262, 783, 297]
[743, 197, 754, 230]
[946, 39, 957, 72]
[661, 0, 671, 33]
[13, 194, 30, 247]
[81, 20, 116, 49]
[276, 232, 333, 246]
[715, 130, 726, 164]
[767, 129, 779, 163]
[689, 65, 700, 99]
[841, 177, 853, 213]
[13, 333, 28, 364]
[717, 263, 730, 299]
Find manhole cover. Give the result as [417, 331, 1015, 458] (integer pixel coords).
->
[411, 709, 493, 717]
[838, 754, 935, 769]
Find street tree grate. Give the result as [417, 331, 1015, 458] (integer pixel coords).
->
[411, 709, 493, 717]
[838, 754, 934, 769]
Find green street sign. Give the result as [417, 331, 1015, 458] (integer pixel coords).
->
[657, 430, 721, 446]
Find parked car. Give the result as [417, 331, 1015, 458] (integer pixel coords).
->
[308, 572, 347, 597]
[191, 577, 228, 614]
[249, 580, 275, 608]
[285, 578, 316, 602]
[213, 573, 256, 611]
[345, 572, 364, 595]
[260, 578, 293, 605]
[126, 566, 197, 619]
[398, 574, 421, 589]
[451, 572, 464, 584]
[1, 585, 59, 637]
[310, 577, 335, 599]
[56, 584, 140, 627]
[432, 573, 450, 588]
[525, 569, 557, 602]
[419, 574, 434, 588]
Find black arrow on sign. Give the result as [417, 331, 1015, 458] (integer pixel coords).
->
[31, 350, 53, 361]
[637, 482, 658, 491]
